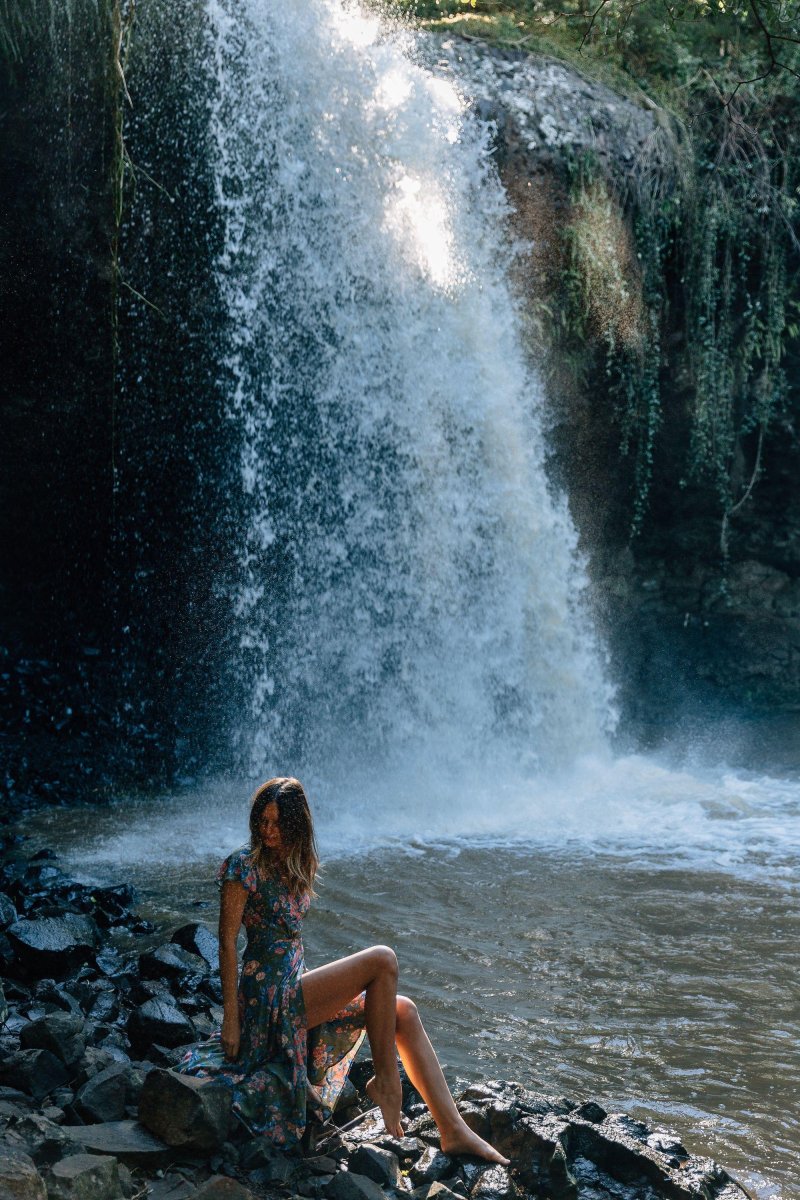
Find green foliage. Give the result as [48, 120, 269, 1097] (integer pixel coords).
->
[387, 0, 800, 537]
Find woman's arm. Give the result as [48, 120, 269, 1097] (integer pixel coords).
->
[218, 879, 248, 1060]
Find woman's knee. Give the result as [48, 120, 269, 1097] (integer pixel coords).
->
[395, 994, 419, 1032]
[370, 944, 398, 979]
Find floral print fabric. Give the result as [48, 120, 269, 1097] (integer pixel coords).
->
[178, 846, 366, 1146]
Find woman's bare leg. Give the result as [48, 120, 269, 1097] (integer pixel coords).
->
[301, 945, 403, 1137]
[395, 996, 509, 1165]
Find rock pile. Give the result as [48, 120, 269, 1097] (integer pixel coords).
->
[0, 845, 747, 1199]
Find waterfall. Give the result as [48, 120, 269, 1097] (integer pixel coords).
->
[206, 0, 616, 795]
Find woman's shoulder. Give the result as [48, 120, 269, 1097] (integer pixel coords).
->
[216, 844, 259, 893]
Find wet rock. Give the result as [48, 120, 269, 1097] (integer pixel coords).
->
[46, 1152, 120, 1200]
[342, 1080, 740, 1200]
[77, 1046, 127, 1081]
[138, 944, 207, 986]
[413, 1185, 463, 1200]
[604, 1112, 650, 1141]
[304, 1155, 339, 1176]
[6, 917, 98, 979]
[371, 1134, 422, 1162]
[31, 981, 83, 1018]
[94, 950, 125, 979]
[0, 1049, 71, 1100]
[60, 1120, 174, 1168]
[0, 893, 18, 929]
[74, 1064, 131, 1124]
[194, 1178, 255, 1200]
[238, 1136, 284, 1172]
[127, 999, 195, 1053]
[10, 1113, 79, 1166]
[409, 1147, 454, 1187]
[246, 1153, 296, 1184]
[171, 924, 219, 972]
[85, 990, 120, 1024]
[0, 1145, 46, 1200]
[0, 933, 15, 972]
[349, 1144, 401, 1188]
[138, 1067, 231, 1152]
[327, 1171, 387, 1200]
[197, 976, 224, 1006]
[130, 979, 173, 1006]
[465, 1165, 517, 1200]
[19, 1013, 86, 1068]
[647, 1131, 689, 1160]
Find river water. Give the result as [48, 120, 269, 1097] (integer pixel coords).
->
[24, 753, 800, 1200]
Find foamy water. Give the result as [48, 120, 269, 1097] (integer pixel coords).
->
[55, 754, 800, 884]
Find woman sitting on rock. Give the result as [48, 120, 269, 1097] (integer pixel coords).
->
[179, 776, 509, 1161]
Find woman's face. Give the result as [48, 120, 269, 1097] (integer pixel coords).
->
[258, 801, 284, 855]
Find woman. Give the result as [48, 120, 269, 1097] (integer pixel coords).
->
[180, 776, 508, 1162]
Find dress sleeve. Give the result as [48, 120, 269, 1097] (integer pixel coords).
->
[216, 846, 259, 893]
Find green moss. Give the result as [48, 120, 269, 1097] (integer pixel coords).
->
[386, 1, 800, 538]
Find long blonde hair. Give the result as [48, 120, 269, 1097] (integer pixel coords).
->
[248, 777, 319, 897]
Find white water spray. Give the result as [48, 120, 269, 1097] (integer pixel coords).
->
[207, 0, 615, 787]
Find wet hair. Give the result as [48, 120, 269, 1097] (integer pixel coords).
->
[248, 777, 319, 897]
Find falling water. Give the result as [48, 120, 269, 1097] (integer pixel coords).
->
[206, 0, 615, 791]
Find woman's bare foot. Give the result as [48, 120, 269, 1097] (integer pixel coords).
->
[365, 1073, 404, 1139]
[440, 1123, 510, 1165]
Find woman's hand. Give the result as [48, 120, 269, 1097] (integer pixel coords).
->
[221, 1014, 240, 1061]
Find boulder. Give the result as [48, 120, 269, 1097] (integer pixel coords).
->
[409, 1147, 454, 1187]
[46, 1153, 121, 1200]
[466, 1166, 517, 1200]
[138, 945, 206, 985]
[350, 1144, 401, 1188]
[6, 918, 97, 979]
[0, 1145, 46, 1200]
[74, 1064, 131, 1124]
[127, 999, 195, 1053]
[10, 1113, 79, 1166]
[171, 924, 219, 972]
[138, 1068, 231, 1151]
[60, 1121, 173, 1169]
[0, 1049, 71, 1101]
[19, 1013, 85, 1068]
[326, 1173, 387, 1200]
[31, 982, 83, 1018]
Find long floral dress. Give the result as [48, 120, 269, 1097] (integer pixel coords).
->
[178, 846, 366, 1147]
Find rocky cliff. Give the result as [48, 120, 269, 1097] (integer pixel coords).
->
[427, 37, 800, 760]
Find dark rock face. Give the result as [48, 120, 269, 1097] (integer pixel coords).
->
[350, 1144, 402, 1188]
[19, 1014, 86, 1068]
[138, 1068, 231, 1152]
[0, 1144, 47, 1200]
[0, 1050, 71, 1101]
[428, 38, 800, 746]
[171, 924, 220, 973]
[60, 1121, 174, 1169]
[73, 1064, 131, 1125]
[7, 917, 98, 979]
[45, 1151, 121, 1200]
[127, 999, 196, 1054]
